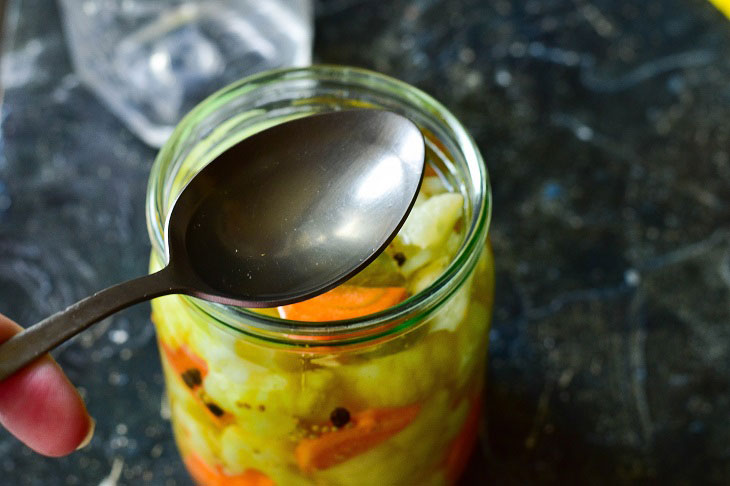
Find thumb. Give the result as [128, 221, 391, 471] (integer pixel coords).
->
[0, 314, 94, 457]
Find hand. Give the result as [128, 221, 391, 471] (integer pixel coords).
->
[0, 313, 94, 456]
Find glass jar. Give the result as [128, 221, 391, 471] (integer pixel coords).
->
[146, 66, 493, 486]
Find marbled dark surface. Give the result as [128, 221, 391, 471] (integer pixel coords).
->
[1, 0, 729, 484]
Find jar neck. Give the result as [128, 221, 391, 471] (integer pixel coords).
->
[146, 65, 491, 346]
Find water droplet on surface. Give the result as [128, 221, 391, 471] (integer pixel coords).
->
[109, 329, 129, 344]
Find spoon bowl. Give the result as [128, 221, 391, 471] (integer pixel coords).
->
[169, 110, 425, 306]
[0, 109, 425, 381]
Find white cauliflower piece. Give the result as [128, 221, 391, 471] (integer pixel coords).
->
[430, 273, 473, 332]
[220, 425, 311, 485]
[398, 193, 463, 249]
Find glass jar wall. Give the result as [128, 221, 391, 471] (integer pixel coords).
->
[146, 66, 493, 486]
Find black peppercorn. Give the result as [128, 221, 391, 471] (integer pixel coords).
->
[181, 368, 202, 389]
[330, 407, 351, 428]
[393, 252, 407, 266]
[205, 402, 225, 417]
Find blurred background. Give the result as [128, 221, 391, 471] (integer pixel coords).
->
[1, 0, 729, 484]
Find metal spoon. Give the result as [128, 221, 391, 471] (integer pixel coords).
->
[0, 110, 425, 381]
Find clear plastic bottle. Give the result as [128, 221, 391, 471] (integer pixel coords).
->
[58, 0, 312, 146]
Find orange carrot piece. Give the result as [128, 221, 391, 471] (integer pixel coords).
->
[160, 342, 234, 426]
[184, 452, 274, 486]
[295, 403, 421, 472]
[278, 286, 408, 322]
[184, 452, 220, 485]
[444, 394, 482, 484]
[160, 341, 209, 379]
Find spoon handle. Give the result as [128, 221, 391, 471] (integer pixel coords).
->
[0, 266, 181, 381]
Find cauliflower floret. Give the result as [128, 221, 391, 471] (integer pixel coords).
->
[421, 175, 449, 196]
[399, 247, 435, 278]
[408, 255, 449, 295]
[171, 399, 220, 461]
[336, 331, 458, 408]
[220, 425, 311, 485]
[204, 367, 295, 425]
[397, 193, 463, 250]
[203, 363, 341, 436]
[151, 294, 195, 349]
[454, 300, 489, 389]
[430, 273, 473, 333]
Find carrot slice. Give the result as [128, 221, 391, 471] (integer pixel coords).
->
[184, 452, 274, 486]
[444, 394, 482, 484]
[184, 452, 219, 485]
[160, 342, 234, 427]
[295, 403, 421, 472]
[160, 341, 209, 379]
[278, 286, 408, 322]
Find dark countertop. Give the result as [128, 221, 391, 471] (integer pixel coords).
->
[1, 0, 729, 484]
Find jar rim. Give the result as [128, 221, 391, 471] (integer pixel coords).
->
[146, 65, 491, 346]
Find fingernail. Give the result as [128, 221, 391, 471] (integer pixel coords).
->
[76, 418, 95, 450]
